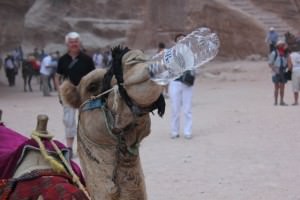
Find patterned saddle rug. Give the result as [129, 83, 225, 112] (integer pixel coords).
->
[0, 124, 88, 200]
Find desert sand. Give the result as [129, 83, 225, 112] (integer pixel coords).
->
[1, 60, 300, 200]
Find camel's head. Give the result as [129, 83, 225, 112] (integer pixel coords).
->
[116, 48, 165, 109]
[59, 68, 107, 109]
[60, 47, 165, 113]
[60, 47, 165, 144]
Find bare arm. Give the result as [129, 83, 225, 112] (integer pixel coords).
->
[55, 73, 63, 104]
[54, 73, 62, 93]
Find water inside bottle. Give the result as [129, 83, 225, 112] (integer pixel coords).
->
[148, 27, 220, 85]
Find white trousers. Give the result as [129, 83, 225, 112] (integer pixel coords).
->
[292, 69, 300, 92]
[169, 80, 193, 136]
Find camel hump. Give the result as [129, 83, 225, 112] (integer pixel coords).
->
[35, 114, 49, 134]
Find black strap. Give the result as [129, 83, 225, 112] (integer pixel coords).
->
[63, 58, 78, 81]
[68, 58, 78, 69]
[273, 50, 278, 63]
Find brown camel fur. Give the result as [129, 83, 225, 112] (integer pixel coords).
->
[60, 49, 163, 200]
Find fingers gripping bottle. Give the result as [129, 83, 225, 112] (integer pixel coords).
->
[148, 27, 220, 85]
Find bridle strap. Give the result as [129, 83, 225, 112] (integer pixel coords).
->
[80, 99, 105, 112]
[79, 86, 115, 111]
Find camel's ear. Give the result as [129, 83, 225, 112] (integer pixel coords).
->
[60, 81, 81, 108]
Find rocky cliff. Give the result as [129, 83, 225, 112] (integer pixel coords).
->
[251, 0, 300, 30]
[0, 0, 34, 52]
[0, 0, 299, 58]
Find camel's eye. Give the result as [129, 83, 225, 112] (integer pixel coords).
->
[87, 82, 99, 93]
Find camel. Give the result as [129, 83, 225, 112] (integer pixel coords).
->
[60, 46, 165, 200]
[22, 55, 41, 92]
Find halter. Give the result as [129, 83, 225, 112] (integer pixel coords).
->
[79, 85, 153, 117]
[78, 84, 141, 155]
[79, 87, 115, 111]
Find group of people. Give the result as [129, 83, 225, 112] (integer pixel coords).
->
[5, 27, 298, 156]
[266, 27, 300, 106]
[1, 45, 112, 96]
[0, 47, 60, 94]
[55, 30, 197, 157]
[92, 47, 112, 69]
[1, 30, 196, 158]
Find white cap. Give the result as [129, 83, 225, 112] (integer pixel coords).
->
[270, 27, 274, 31]
[65, 32, 80, 43]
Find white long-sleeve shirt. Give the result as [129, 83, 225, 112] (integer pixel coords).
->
[40, 55, 53, 76]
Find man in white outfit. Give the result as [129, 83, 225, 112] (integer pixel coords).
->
[169, 33, 194, 139]
[288, 50, 300, 105]
[40, 53, 55, 96]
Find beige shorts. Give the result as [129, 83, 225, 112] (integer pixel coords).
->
[63, 105, 77, 138]
[292, 70, 300, 92]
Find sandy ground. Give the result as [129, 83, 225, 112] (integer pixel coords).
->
[1, 60, 300, 200]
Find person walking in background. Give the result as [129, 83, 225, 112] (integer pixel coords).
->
[54, 32, 95, 157]
[169, 34, 195, 139]
[92, 48, 104, 69]
[13, 45, 24, 69]
[103, 46, 112, 68]
[48, 51, 60, 91]
[269, 40, 289, 106]
[4, 53, 17, 86]
[40, 53, 54, 96]
[266, 27, 279, 53]
[288, 50, 300, 105]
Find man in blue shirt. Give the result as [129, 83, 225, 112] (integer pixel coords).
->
[266, 27, 279, 53]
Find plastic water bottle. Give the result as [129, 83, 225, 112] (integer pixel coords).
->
[148, 27, 220, 85]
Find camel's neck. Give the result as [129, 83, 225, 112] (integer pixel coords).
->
[77, 126, 147, 200]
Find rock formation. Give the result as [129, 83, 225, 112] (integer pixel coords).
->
[0, 0, 299, 59]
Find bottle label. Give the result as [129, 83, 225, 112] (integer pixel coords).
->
[163, 48, 173, 65]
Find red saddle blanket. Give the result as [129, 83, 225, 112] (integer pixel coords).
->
[0, 124, 88, 200]
[0, 170, 88, 200]
[0, 123, 84, 182]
